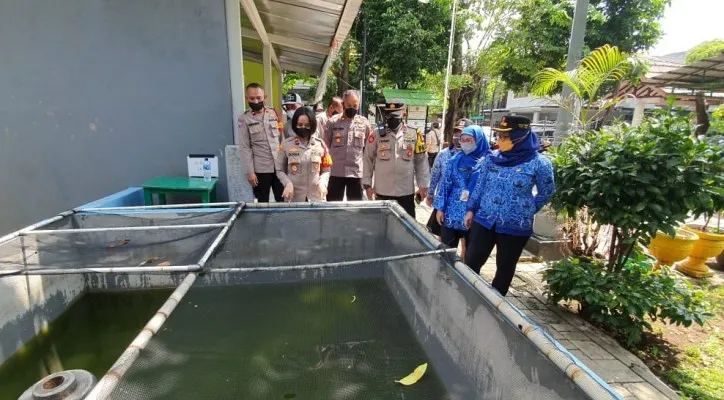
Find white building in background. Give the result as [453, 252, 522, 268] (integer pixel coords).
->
[484, 54, 724, 137]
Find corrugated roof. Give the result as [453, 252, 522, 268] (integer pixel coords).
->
[645, 52, 724, 92]
[382, 89, 441, 106]
[240, 0, 361, 75]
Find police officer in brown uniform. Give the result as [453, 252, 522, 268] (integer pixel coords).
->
[363, 99, 430, 218]
[323, 90, 373, 201]
[238, 83, 284, 203]
[276, 107, 333, 202]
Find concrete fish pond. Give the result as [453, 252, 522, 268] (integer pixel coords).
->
[0, 201, 622, 399]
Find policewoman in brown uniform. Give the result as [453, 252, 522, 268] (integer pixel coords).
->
[363, 99, 430, 218]
[323, 90, 373, 201]
[238, 83, 284, 202]
[276, 107, 333, 202]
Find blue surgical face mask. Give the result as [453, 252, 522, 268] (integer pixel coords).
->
[460, 142, 476, 155]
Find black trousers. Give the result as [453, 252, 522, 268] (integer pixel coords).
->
[376, 194, 416, 218]
[428, 152, 438, 170]
[465, 222, 530, 296]
[253, 173, 284, 203]
[426, 209, 442, 236]
[441, 226, 467, 248]
[327, 177, 363, 201]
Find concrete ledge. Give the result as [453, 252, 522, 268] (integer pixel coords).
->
[525, 235, 570, 261]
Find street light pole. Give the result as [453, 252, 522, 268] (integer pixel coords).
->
[441, 0, 458, 134]
[553, 0, 589, 143]
[359, 9, 368, 115]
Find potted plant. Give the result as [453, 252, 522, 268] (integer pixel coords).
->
[648, 228, 699, 268]
[679, 212, 724, 277]
[677, 140, 724, 277]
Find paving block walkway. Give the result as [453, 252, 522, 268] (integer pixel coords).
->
[414, 202, 679, 400]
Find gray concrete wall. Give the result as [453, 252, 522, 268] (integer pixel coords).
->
[0, 0, 234, 235]
[0, 275, 85, 364]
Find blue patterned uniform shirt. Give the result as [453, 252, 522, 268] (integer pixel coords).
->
[467, 154, 555, 236]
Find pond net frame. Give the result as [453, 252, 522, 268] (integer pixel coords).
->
[0, 201, 622, 400]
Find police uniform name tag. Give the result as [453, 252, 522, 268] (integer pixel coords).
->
[459, 190, 469, 202]
[248, 122, 263, 134]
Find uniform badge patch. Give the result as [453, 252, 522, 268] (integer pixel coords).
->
[368, 134, 375, 143]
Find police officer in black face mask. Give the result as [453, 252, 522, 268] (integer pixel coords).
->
[238, 82, 284, 202]
[362, 100, 430, 218]
[322, 90, 373, 201]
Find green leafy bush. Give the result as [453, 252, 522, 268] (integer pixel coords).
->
[551, 110, 723, 270]
[544, 254, 712, 345]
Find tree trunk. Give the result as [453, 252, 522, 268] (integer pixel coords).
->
[695, 91, 710, 136]
[443, 24, 465, 144]
[336, 43, 351, 95]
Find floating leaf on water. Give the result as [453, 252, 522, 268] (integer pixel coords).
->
[351, 295, 356, 303]
[395, 363, 427, 385]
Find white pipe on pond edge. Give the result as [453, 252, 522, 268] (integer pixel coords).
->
[85, 272, 198, 400]
[0, 210, 75, 245]
[23, 223, 228, 235]
[78, 202, 241, 212]
[196, 204, 244, 268]
[0, 265, 201, 276]
[209, 248, 458, 273]
[452, 261, 619, 400]
[242, 201, 391, 209]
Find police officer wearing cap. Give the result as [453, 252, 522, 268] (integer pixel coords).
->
[363, 99, 430, 218]
[283, 92, 304, 139]
[463, 115, 555, 296]
[323, 90, 373, 201]
[238, 82, 285, 203]
[276, 107, 333, 202]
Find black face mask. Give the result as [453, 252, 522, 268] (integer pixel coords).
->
[344, 107, 358, 118]
[331, 111, 340, 116]
[248, 102, 264, 112]
[386, 117, 402, 131]
[294, 127, 312, 137]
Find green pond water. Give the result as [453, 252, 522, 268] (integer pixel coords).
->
[0, 289, 172, 400]
[111, 278, 450, 400]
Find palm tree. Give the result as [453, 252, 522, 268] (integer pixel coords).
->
[531, 44, 642, 129]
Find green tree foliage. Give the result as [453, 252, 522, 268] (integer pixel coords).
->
[686, 39, 724, 65]
[531, 45, 637, 128]
[353, 0, 451, 89]
[499, 0, 668, 90]
[282, 72, 316, 94]
[551, 110, 723, 270]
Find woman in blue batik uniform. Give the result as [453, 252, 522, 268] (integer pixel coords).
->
[425, 119, 472, 236]
[464, 115, 555, 296]
[434, 125, 490, 254]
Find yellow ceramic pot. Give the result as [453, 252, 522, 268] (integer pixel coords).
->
[676, 225, 724, 278]
[649, 229, 699, 268]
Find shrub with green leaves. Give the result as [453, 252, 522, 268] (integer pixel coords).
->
[544, 254, 711, 345]
[551, 110, 723, 270]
